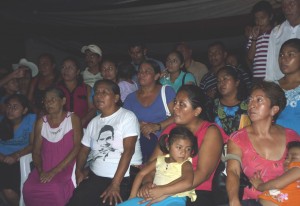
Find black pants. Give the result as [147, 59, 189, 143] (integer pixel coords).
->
[186, 190, 214, 206]
[67, 172, 131, 206]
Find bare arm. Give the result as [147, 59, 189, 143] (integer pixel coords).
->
[226, 139, 243, 206]
[100, 136, 138, 205]
[75, 145, 91, 185]
[192, 125, 223, 188]
[32, 118, 43, 174]
[129, 159, 157, 199]
[40, 114, 83, 183]
[252, 167, 300, 192]
[0, 68, 25, 87]
[81, 85, 96, 127]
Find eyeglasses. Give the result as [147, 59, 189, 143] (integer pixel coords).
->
[279, 51, 299, 58]
[166, 59, 179, 64]
[6, 104, 21, 111]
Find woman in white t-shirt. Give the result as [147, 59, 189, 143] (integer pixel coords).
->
[67, 79, 142, 206]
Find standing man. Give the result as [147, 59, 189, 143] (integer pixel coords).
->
[81, 44, 103, 87]
[176, 42, 208, 86]
[265, 0, 300, 81]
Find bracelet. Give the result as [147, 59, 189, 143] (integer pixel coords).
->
[156, 123, 161, 131]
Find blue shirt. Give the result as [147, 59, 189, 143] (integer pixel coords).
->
[160, 71, 196, 92]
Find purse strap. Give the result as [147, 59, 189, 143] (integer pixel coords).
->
[161, 85, 171, 117]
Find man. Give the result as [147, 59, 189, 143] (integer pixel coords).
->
[128, 42, 164, 72]
[176, 42, 208, 86]
[81, 44, 103, 87]
[200, 42, 251, 100]
[265, 0, 300, 81]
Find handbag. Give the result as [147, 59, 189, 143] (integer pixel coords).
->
[212, 145, 251, 205]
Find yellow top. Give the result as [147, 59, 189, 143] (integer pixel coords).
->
[153, 155, 197, 202]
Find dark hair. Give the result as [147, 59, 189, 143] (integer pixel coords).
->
[139, 59, 161, 75]
[216, 66, 249, 101]
[251, 81, 286, 121]
[159, 126, 198, 157]
[128, 41, 146, 50]
[177, 85, 207, 119]
[280, 38, 300, 53]
[118, 62, 137, 80]
[167, 50, 185, 65]
[251, 1, 273, 18]
[97, 125, 114, 142]
[45, 87, 66, 100]
[0, 94, 32, 141]
[287, 141, 300, 150]
[38, 53, 56, 65]
[93, 79, 123, 107]
[208, 41, 227, 53]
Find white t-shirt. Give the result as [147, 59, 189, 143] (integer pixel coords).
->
[82, 67, 102, 88]
[265, 21, 300, 81]
[81, 107, 142, 178]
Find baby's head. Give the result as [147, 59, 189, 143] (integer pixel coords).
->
[159, 126, 198, 163]
[284, 141, 300, 167]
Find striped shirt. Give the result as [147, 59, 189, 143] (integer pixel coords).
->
[247, 31, 271, 78]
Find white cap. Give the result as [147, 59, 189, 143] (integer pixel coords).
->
[81, 44, 102, 56]
[12, 58, 38, 77]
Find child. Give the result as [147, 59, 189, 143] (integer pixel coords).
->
[276, 38, 300, 135]
[250, 141, 300, 206]
[118, 126, 198, 206]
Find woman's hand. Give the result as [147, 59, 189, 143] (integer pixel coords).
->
[75, 168, 89, 186]
[100, 183, 122, 205]
[250, 171, 263, 190]
[148, 186, 164, 201]
[140, 122, 160, 138]
[40, 169, 57, 183]
[137, 182, 155, 198]
[3, 155, 18, 165]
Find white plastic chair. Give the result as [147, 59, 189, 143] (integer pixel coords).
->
[19, 154, 33, 206]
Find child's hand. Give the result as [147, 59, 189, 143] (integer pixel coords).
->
[148, 186, 164, 200]
[249, 171, 263, 189]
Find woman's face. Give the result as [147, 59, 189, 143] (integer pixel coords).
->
[38, 56, 55, 76]
[217, 70, 239, 97]
[278, 45, 300, 75]
[44, 91, 65, 114]
[173, 91, 200, 125]
[101, 61, 118, 82]
[166, 52, 183, 73]
[93, 83, 119, 111]
[61, 60, 80, 81]
[6, 98, 27, 121]
[137, 63, 159, 86]
[254, 11, 272, 28]
[247, 89, 275, 122]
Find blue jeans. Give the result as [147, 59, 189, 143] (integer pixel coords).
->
[117, 196, 186, 206]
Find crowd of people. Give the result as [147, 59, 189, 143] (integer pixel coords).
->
[0, 0, 300, 206]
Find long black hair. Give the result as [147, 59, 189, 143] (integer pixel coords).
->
[159, 126, 198, 158]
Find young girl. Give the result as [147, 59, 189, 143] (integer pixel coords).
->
[118, 126, 198, 206]
[250, 141, 300, 206]
[210, 65, 249, 135]
[160, 51, 196, 92]
[276, 38, 300, 135]
[0, 94, 36, 206]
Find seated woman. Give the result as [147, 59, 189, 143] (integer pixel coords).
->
[124, 60, 176, 163]
[57, 57, 96, 128]
[23, 87, 82, 206]
[211, 65, 249, 135]
[67, 79, 142, 206]
[160, 50, 196, 92]
[137, 85, 228, 206]
[0, 94, 36, 206]
[226, 81, 300, 206]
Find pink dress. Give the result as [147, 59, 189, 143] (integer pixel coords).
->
[231, 128, 300, 200]
[23, 112, 75, 206]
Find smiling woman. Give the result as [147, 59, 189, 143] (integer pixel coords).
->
[67, 79, 142, 206]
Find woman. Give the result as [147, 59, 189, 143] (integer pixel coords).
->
[0, 94, 36, 206]
[276, 38, 300, 135]
[124, 60, 176, 163]
[23, 87, 82, 206]
[160, 51, 196, 92]
[211, 65, 249, 136]
[138, 85, 228, 206]
[57, 57, 96, 128]
[100, 59, 118, 83]
[67, 79, 142, 206]
[226, 81, 300, 206]
[27, 53, 60, 116]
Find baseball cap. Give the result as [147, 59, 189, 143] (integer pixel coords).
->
[81, 44, 102, 56]
[12, 58, 38, 77]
